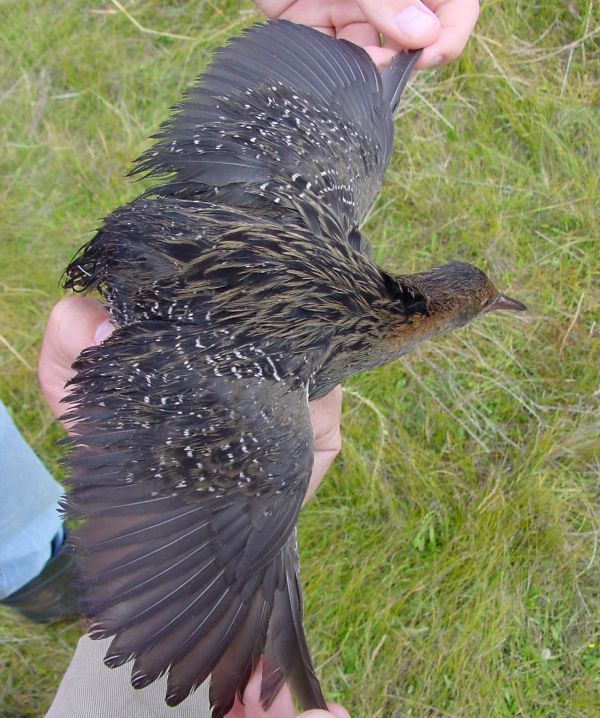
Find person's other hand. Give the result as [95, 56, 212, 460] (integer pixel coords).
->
[38, 296, 114, 426]
[224, 660, 350, 717]
[255, 0, 479, 68]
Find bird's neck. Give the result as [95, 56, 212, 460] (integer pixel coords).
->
[309, 308, 439, 399]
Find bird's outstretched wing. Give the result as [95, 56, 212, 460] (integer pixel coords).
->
[132, 20, 417, 245]
[63, 322, 326, 716]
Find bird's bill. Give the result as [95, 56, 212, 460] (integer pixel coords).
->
[485, 294, 527, 313]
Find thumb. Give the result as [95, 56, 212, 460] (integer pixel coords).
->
[38, 295, 113, 421]
[357, 0, 441, 49]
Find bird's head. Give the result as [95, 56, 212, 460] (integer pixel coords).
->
[395, 261, 526, 336]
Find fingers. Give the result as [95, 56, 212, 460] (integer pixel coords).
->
[327, 706, 351, 718]
[356, 0, 441, 49]
[417, 0, 479, 67]
[309, 385, 343, 447]
[225, 661, 296, 717]
[300, 706, 350, 718]
[335, 20, 379, 47]
[355, 0, 479, 68]
[256, 0, 478, 69]
[334, 22, 398, 69]
[38, 296, 113, 421]
[305, 385, 342, 502]
[228, 658, 350, 717]
[357, 0, 478, 68]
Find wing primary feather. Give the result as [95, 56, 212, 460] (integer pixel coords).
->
[165, 598, 248, 707]
[381, 49, 422, 115]
[260, 535, 327, 712]
[208, 581, 273, 717]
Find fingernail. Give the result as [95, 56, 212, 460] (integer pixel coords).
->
[94, 319, 114, 344]
[432, 54, 444, 66]
[395, 6, 438, 39]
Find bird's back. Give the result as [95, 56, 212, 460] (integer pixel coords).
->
[67, 196, 387, 352]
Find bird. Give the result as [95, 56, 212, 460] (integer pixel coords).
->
[61, 19, 526, 718]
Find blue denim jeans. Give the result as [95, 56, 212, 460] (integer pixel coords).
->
[0, 400, 64, 598]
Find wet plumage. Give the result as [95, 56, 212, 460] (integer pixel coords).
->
[62, 20, 525, 717]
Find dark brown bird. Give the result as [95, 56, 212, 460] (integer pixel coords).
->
[62, 20, 525, 718]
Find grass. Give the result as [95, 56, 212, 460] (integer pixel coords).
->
[0, 1, 598, 716]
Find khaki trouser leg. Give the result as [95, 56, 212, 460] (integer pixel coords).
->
[45, 636, 211, 718]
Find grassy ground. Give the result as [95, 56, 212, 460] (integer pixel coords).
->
[1, 1, 598, 716]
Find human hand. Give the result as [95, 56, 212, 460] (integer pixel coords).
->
[224, 660, 349, 717]
[255, 0, 479, 68]
[38, 296, 113, 424]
